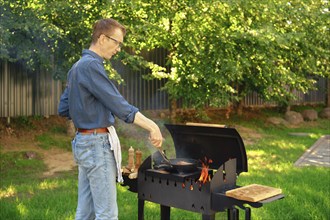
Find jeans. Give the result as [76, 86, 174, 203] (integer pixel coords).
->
[72, 133, 118, 220]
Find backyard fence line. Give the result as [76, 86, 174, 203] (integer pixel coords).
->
[0, 59, 327, 118]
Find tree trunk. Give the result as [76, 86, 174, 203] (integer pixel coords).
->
[237, 99, 244, 116]
[170, 99, 177, 123]
[327, 77, 330, 107]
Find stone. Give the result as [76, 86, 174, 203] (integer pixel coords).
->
[319, 107, 330, 119]
[25, 151, 37, 159]
[302, 109, 318, 121]
[284, 111, 304, 125]
[160, 112, 167, 119]
[266, 117, 289, 126]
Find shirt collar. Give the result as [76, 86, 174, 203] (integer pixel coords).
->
[82, 49, 105, 64]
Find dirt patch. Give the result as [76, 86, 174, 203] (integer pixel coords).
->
[1, 135, 76, 176]
[0, 111, 265, 177]
[234, 125, 263, 146]
[42, 148, 76, 176]
[0, 116, 76, 177]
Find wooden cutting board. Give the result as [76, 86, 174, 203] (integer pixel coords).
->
[225, 184, 282, 202]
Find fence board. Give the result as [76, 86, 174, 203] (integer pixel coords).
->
[0, 59, 327, 118]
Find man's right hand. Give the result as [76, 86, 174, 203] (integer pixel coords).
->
[133, 112, 163, 148]
[149, 128, 163, 148]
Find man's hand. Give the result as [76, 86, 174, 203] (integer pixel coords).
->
[133, 112, 163, 148]
[149, 128, 163, 148]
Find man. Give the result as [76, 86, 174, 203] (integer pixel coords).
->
[58, 18, 163, 220]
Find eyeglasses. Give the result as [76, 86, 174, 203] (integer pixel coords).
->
[104, 35, 124, 48]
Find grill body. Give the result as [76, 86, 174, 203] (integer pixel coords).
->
[123, 124, 284, 220]
[138, 156, 214, 216]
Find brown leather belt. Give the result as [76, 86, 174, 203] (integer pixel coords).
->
[77, 128, 108, 134]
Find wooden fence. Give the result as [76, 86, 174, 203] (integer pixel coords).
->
[0, 58, 327, 118]
[0, 61, 62, 117]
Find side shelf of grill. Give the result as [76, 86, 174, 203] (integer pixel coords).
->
[211, 192, 285, 212]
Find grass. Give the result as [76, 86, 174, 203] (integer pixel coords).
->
[0, 151, 46, 183]
[236, 124, 330, 220]
[0, 109, 329, 220]
[34, 125, 72, 151]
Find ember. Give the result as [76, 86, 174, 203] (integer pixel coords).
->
[190, 184, 194, 190]
[198, 157, 213, 184]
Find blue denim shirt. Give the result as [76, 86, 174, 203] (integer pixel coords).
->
[58, 49, 139, 129]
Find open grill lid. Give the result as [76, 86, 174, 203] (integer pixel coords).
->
[165, 124, 248, 174]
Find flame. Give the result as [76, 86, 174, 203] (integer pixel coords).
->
[198, 157, 213, 184]
[190, 184, 194, 190]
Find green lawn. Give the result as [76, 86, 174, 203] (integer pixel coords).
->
[0, 109, 329, 220]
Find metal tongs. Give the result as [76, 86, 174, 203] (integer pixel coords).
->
[158, 147, 171, 165]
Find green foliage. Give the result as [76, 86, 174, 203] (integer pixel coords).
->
[110, 0, 329, 109]
[0, 0, 60, 73]
[0, 0, 108, 79]
[0, 0, 329, 110]
[14, 116, 35, 129]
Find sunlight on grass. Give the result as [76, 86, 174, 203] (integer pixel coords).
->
[17, 203, 29, 218]
[0, 185, 17, 198]
[64, 214, 76, 220]
[27, 185, 35, 196]
[145, 201, 159, 209]
[38, 180, 59, 190]
[246, 150, 269, 172]
[272, 140, 299, 150]
[247, 146, 299, 174]
[117, 185, 129, 193]
[309, 133, 321, 139]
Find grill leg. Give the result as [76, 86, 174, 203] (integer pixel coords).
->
[202, 214, 215, 220]
[245, 207, 251, 220]
[138, 199, 145, 220]
[160, 205, 170, 220]
[227, 207, 239, 220]
[233, 208, 239, 220]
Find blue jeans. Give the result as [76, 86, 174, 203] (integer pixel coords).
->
[72, 133, 118, 220]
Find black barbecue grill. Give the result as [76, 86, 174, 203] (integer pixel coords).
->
[122, 124, 284, 220]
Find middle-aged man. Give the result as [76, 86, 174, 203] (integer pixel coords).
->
[58, 18, 163, 220]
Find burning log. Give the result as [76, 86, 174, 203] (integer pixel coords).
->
[198, 157, 213, 184]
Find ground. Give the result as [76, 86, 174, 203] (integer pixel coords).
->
[0, 110, 265, 177]
[0, 116, 75, 176]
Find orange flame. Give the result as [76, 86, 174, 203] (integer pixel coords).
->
[198, 157, 213, 184]
[190, 184, 194, 190]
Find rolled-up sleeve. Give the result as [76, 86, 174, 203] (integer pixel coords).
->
[124, 106, 139, 123]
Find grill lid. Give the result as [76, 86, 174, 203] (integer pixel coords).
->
[165, 124, 248, 174]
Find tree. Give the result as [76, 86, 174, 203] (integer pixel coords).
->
[108, 0, 329, 116]
[0, 0, 56, 73]
[1, 0, 329, 118]
[0, 0, 111, 79]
